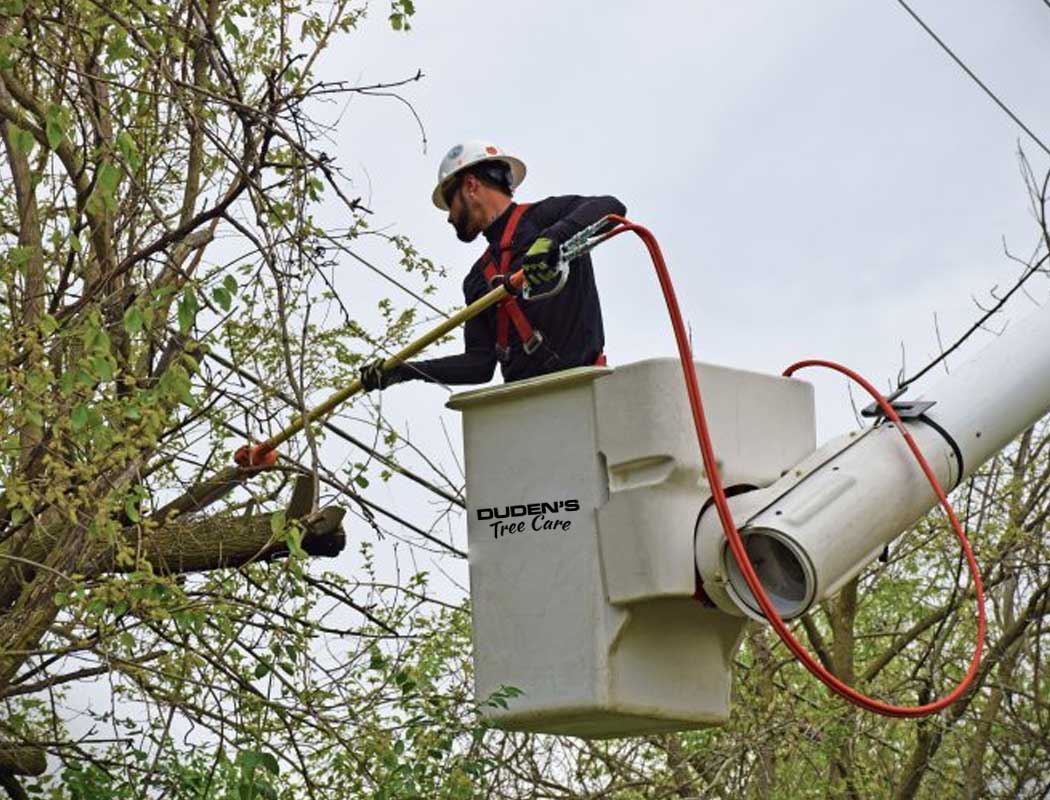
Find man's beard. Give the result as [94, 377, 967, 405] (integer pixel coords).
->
[452, 205, 478, 242]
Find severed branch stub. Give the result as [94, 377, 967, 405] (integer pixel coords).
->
[0, 744, 45, 777]
[141, 504, 346, 574]
[0, 473, 346, 608]
[127, 470, 346, 574]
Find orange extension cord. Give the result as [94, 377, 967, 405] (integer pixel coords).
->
[599, 215, 986, 718]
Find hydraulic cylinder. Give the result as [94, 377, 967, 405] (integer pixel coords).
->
[696, 298, 1050, 620]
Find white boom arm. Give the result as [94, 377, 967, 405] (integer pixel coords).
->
[696, 298, 1050, 620]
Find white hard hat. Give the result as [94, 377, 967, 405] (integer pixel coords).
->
[431, 140, 526, 210]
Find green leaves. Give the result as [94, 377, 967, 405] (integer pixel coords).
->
[389, 0, 416, 31]
[90, 354, 113, 381]
[124, 497, 141, 523]
[87, 161, 123, 215]
[212, 273, 238, 311]
[0, 34, 18, 70]
[9, 244, 32, 270]
[123, 486, 147, 524]
[177, 287, 199, 334]
[104, 29, 135, 64]
[285, 522, 305, 559]
[9, 122, 34, 154]
[40, 313, 58, 335]
[45, 103, 68, 150]
[158, 362, 194, 406]
[123, 305, 144, 335]
[212, 285, 232, 312]
[116, 130, 142, 171]
[70, 404, 90, 432]
[222, 15, 242, 41]
[269, 509, 286, 538]
[97, 162, 121, 196]
[0, 0, 26, 18]
[236, 749, 280, 800]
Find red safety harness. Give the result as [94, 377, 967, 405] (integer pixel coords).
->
[481, 203, 543, 362]
[481, 202, 607, 368]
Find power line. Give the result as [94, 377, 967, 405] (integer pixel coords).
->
[895, 0, 1050, 159]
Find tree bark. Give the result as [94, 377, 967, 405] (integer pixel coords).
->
[828, 579, 859, 800]
[0, 745, 45, 777]
[130, 505, 346, 574]
[0, 772, 29, 800]
[0, 474, 343, 608]
[749, 627, 777, 800]
[893, 721, 942, 800]
[0, 76, 44, 467]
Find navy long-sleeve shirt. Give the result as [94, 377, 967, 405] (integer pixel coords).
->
[397, 194, 625, 385]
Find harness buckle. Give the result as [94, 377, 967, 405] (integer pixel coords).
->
[523, 330, 545, 356]
[494, 344, 511, 363]
[488, 272, 521, 297]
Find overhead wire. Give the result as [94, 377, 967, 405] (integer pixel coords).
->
[894, 0, 1050, 159]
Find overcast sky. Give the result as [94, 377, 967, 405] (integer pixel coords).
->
[307, 0, 1050, 574]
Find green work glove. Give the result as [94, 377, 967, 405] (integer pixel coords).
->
[521, 233, 563, 289]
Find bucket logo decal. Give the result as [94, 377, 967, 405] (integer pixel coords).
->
[476, 499, 580, 539]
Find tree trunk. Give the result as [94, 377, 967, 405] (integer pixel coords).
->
[828, 579, 859, 800]
[749, 627, 777, 800]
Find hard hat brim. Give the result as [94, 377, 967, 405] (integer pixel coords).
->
[432, 155, 527, 211]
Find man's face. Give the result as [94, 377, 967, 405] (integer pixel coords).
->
[445, 175, 481, 243]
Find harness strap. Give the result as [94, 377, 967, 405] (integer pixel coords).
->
[481, 203, 540, 359]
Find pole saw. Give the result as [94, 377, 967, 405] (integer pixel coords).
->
[177, 222, 608, 513]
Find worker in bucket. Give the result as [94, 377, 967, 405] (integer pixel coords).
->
[359, 140, 625, 392]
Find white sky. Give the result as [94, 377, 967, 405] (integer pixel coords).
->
[314, 0, 1050, 565]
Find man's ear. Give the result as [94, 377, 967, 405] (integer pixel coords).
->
[461, 172, 480, 200]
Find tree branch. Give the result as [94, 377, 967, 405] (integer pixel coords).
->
[0, 746, 44, 778]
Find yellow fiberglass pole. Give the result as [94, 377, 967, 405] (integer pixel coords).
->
[252, 271, 524, 457]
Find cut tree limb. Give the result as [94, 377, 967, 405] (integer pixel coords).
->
[136, 504, 346, 574]
[0, 473, 345, 617]
[0, 745, 45, 777]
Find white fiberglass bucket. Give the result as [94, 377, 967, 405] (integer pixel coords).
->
[448, 358, 815, 738]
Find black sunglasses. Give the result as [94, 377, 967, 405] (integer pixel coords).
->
[441, 174, 464, 209]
